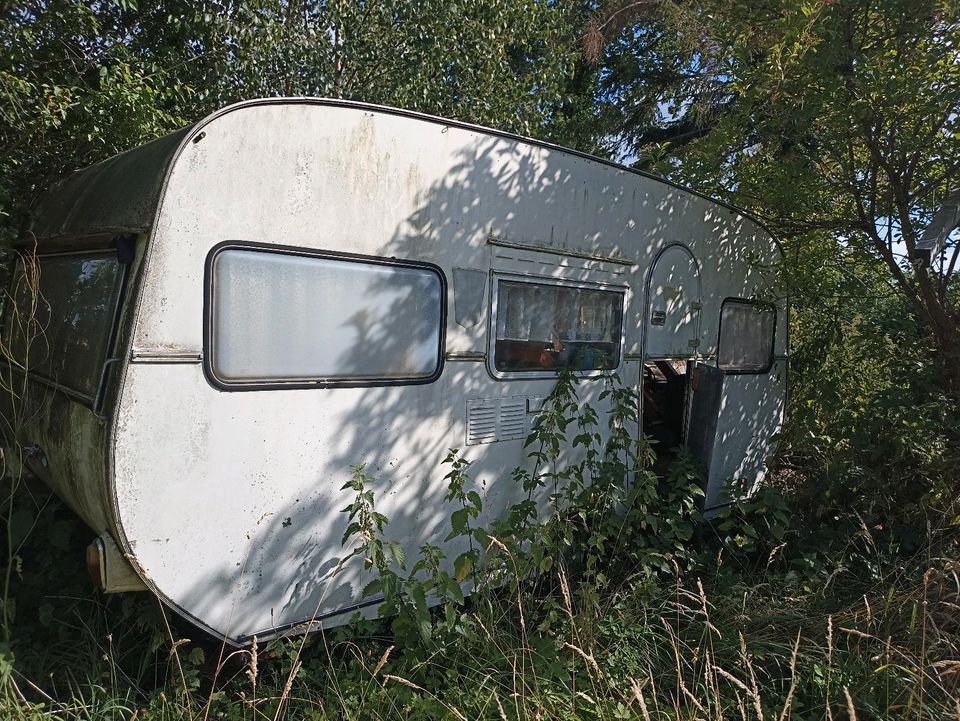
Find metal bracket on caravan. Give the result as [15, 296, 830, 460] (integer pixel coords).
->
[86, 533, 148, 593]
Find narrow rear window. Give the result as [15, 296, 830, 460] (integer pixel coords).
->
[7, 252, 123, 398]
[206, 245, 445, 388]
[717, 299, 775, 373]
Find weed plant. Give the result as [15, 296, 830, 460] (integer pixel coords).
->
[0, 250, 956, 719]
[0, 355, 956, 720]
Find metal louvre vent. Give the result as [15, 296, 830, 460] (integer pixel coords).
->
[499, 399, 526, 439]
[466, 400, 497, 445]
[466, 397, 527, 445]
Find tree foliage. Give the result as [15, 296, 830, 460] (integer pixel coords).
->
[0, 0, 588, 242]
[597, 0, 960, 380]
[2, 0, 955, 519]
[588, 0, 960, 507]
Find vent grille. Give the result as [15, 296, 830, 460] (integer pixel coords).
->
[467, 397, 529, 445]
[499, 399, 526, 440]
[466, 401, 497, 445]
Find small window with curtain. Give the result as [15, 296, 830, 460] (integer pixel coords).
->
[717, 299, 775, 373]
[206, 244, 445, 389]
[6, 251, 124, 399]
[492, 278, 624, 374]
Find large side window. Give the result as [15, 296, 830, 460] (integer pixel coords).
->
[206, 245, 445, 388]
[717, 299, 775, 373]
[492, 278, 624, 374]
[6, 252, 123, 399]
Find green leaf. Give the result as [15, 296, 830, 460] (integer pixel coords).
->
[454, 554, 473, 582]
[450, 508, 468, 536]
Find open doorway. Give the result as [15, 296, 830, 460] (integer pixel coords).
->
[642, 360, 689, 459]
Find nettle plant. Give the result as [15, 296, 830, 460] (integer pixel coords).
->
[339, 370, 716, 649]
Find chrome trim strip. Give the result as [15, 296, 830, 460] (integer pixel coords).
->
[131, 349, 202, 363]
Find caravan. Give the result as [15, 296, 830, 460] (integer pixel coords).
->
[1, 99, 787, 645]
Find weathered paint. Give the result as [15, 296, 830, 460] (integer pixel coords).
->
[16, 385, 113, 533]
[30, 127, 194, 241]
[12, 99, 788, 646]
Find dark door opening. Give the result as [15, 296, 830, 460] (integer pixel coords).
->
[641, 360, 688, 457]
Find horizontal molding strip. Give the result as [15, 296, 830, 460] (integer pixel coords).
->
[131, 349, 202, 363]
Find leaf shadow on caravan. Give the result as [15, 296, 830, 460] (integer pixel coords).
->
[168, 125, 787, 646]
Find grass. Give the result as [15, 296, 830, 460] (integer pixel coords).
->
[0, 479, 957, 721]
[0, 308, 955, 719]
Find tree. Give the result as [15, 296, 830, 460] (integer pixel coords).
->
[0, 0, 589, 243]
[590, 0, 960, 399]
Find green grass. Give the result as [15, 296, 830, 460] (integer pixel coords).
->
[0, 372, 956, 721]
[0, 478, 956, 721]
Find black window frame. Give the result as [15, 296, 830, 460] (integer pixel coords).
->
[716, 297, 776, 375]
[2, 245, 130, 407]
[203, 240, 448, 392]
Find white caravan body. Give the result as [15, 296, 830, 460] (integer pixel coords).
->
[3, 99, 787, 645]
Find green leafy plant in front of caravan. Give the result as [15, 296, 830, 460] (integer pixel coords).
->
[522, 370, 708, 588]
[339, 455, 487, 649]
[709, 484, 791, 565]
[336, 367, 717, 656]
[339, 465, 432, 648]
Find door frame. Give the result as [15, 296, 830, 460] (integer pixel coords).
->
[642, 242, 703, 360]
[639, 242, 703, 446]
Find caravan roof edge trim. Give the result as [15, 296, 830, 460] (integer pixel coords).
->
[24, 96, 784, 262]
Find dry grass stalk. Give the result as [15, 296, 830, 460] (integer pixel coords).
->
[647, 670, 662, 719]
[658, 616, 706, 715]
[704, 649, 725, 721]
[931, 660, 960, 675]
[715, 666, 751, 695]
[246, 636, 258, 686]
[157, 600, 194, 721]
[382, 674, 422, 691]
[738, 632, 764, 721]
[843, 686, 857, 721]
[921, 568, 932, 719]
[168, 638, 190, 656]
[839, 626, 873, 640]
[372, 645, 394, 676]
[494, 691, 508, 721]
[631, 679, 653, 721]
[559, 569, 574, 624]
[485, 535, 509, 554]
[777, 630, 802, 721]
[382, 675, 469, 721]
[564, 643, 601, 676]
[280, 661, 301, 703]
[766, 542, 787, 571]
[698, 577, 722, 639]
[575, 690, 597, 705]
[826, 615, 834, 721]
